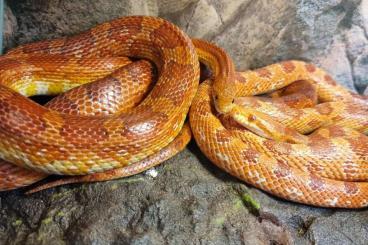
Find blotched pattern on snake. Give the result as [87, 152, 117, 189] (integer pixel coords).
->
[0, 16, 367, 208]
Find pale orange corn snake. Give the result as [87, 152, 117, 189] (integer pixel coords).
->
[0, 16, 367, 208]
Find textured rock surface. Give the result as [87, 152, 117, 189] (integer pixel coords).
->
[2, 1, 17, 51]
[1, 0, 368, 244]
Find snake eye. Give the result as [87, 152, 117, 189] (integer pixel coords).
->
[214, 95, 219, 100]
[248, 115, 257, 122]
[232, 99, 235, 103]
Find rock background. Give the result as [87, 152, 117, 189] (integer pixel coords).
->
[1, 0, 368, 244]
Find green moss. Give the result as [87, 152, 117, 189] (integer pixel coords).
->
[297, 227, 305, 236]
[12, 219, 22, 226]
[241, 193, 260, 215]
[56, 211, 65, 217]
[213, 216, 226, 226]
[233, 199, 244, 210]
[110, 183, 118, 190]
[41, 217, 53, 225]
[50, 189, 73, 201]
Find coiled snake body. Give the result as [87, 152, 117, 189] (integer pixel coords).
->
[0, 16, 367, 208]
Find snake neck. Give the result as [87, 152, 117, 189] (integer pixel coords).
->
[192, 39, 237, 114]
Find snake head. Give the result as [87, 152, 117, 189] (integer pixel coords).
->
[233, 108, 276, 139]
[212, 82, 236, 114]
[232, 106, 308, 144]
[212, 93, 235, 114]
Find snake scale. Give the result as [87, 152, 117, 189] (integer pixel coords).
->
[0, 16, 367, 208]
